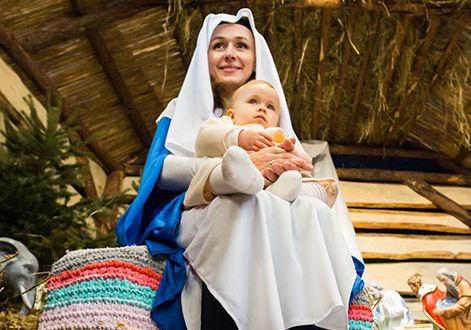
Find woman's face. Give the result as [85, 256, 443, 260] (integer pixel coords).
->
[208, 23, 255, 93]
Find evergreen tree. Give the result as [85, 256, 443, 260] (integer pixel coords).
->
[0, 99, 125, 268]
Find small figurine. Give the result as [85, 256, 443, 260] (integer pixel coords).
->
[407, 273, 447, 329]
[366, 281, 414, 329]
[0, 237, 39, 315]
[432, 268, 471, 330]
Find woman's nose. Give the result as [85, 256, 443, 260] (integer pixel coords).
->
[224, 45, 236, 60]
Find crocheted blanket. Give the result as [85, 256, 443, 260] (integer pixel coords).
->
[39, 246, 164, 330]
[39, 246, 373, 329]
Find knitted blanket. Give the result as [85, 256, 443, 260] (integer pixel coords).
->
[39, 246, 165, 330]
[39, 246, 373, 329]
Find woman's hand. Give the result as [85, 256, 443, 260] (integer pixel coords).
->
[248, 147, 313, 182]
[238, 129, 274, 151]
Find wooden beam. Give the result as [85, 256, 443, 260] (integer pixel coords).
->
[328, 13, 354, 140]
[0, 22, 122, 172]
[0, 92, 22, 126]
[386, 16, 442, 144]
[328, 143, 447, 159]
[346, 12, 380, 141]
[86, 29, 152, 147]
[402, 177, 471, 227]
[438, 159, 471, 177]
[95, 170, 125, 236]
[337, 168, 471, 187]
[69, 0, 152, 147]
[20, 0, 163, 53]
[311, 9, 332, 139]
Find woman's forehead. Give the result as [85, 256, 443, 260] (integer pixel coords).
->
[210, 23, 254, 41]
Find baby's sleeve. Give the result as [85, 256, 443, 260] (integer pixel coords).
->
[195, 116, 237, 157]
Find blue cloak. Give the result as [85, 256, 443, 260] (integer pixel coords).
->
[116, 117, 187, 330]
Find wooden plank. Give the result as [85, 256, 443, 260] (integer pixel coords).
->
[403, 178, 471, 227]
[350, 209, 471, 234]
[329, 143, 447, 159]
[337, 168, 471, 187]
[340, 181, 471, 209]
[364, 262, 471, 295]
[358, 233, 471, 261]
[405, 299, 430, 322]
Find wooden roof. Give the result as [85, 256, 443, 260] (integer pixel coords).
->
[0, 0, 470, 174]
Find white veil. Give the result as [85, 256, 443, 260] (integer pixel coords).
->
[159, 8, 296, 157]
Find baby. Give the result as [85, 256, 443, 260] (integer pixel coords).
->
[184, 80, 338, 207]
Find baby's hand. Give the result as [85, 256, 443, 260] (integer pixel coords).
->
[238, 129, 274, 151]
[277, 136, 296, 152]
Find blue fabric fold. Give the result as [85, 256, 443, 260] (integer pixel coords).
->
[116, 117, 187, 330]
[349, 256, 365, 304]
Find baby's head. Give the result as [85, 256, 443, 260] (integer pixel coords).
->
[226, 80, 280, 129]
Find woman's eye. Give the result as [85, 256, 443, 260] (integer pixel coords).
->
[249, 99, 257, 105]
[212, 43, 225, 49]
[267, 105, 275, 111]
[237, 43, 248, 49]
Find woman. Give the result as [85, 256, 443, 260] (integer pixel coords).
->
[116, 8, 364, 330]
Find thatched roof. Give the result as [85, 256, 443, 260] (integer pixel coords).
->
[0, 0, 470, 174]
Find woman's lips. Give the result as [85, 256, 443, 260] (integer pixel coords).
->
[220, 66, 241, 72]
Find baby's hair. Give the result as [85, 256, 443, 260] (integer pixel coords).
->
[228, 80, 277, 109]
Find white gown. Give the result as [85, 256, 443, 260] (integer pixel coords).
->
[178, 192, 357, 330]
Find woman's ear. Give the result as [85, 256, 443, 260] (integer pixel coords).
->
[226, 108, 235, 119]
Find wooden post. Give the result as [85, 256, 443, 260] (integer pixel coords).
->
[402, 177, 471, 228]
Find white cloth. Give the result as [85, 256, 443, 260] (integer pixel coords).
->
[158, 8, 296, 157]
[178, 194, 356, 330]
[153, 8, 362, 329]
[303, 141, 363, 262]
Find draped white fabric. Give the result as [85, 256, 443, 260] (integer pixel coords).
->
[178, 193, 356, 329]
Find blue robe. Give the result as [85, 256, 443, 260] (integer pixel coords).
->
[116, 117, 187, 329]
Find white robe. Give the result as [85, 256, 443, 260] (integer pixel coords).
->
[178, 193, 356, 330]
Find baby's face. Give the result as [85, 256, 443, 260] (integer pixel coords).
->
[230, 83, 280, 128]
